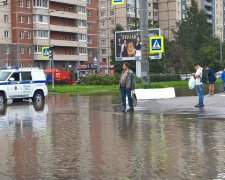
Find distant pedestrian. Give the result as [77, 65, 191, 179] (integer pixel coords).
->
[221, 67, 225, 93]
[119, 62, 135, 112]
[205, 66, 216, 96]
[192, 63, 204, 107]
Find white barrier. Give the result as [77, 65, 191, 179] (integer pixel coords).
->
[135, 87, 176, 100]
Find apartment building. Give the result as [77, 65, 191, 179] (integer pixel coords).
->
[98, 0, 157, 73]
[0, 0, 88, 70]
[87, 0, 98, 69]
[159, 0, 224, 41]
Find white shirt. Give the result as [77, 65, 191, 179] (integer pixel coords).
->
[195, 68, 203, 85]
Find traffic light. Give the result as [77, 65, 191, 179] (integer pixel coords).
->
[49, 46, 53, 59]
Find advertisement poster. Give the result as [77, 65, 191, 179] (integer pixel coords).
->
[115, 28, 162, 61]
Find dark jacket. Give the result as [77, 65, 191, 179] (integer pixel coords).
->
[221, 71, 225, 82]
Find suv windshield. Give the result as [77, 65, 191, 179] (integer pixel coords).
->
[0, 71, 11, 81]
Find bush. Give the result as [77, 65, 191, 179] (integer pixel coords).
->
[81, 73, 181, 85]
[81, 74, 120, 85]
[150, 74, 181, 82]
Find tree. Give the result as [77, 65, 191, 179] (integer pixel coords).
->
[174, 0, 220, 71]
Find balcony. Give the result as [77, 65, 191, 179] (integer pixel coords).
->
[50, 0, 86, 6]
[50, 24, 87, 34]
[51, 39, 78, 47]
[207, 19, 212, 24]
[205, 9, 212, 15]
[204, 1, 212, 7]
[34, 54, 87, 61]
[49, 10, 87, 20]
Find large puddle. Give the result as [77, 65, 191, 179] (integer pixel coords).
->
[0, 94, 225, 179]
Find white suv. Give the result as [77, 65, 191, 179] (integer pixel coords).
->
[0, 67, 48, 103]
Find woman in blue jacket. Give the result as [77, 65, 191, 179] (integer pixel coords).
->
[221, 67, 225, 92]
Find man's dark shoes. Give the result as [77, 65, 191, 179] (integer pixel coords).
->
[195, 104, 204, 107]
[127, 108, 134, 112]
[122, 109, 126, 112]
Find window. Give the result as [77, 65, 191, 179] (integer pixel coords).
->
[111, 20, 114, 25]
[28, 47, 32, 54]
[110, 11, 114, 16]
[34, 45, 42, 53]
[20, 46, 24, 54]
[27, 16, 31, 24]
[26, 0, 30, 7]
[27, 31, 31, 39]
[101, 12, 106, 17]
[5, 45, 9, 54]
[21, 72, 32, 81]
[4, 31, 9, 38]
[33, 15, 48, 23]
[78, 33, 87, 41]
[61, 35, 66, 40]
[87, 0, 91, 4]
[11, 73, 20, 81]
[88, 49, 92, 56]
[33, 0, 48, 7]
[101, 20, 105, 26]
[100, 30, 106, 36]
[87, 10, 92, 17]
[20, 31, 24, 39]
[101, 49, 106, 54]
[87, 36, 92, 43]
[100, 1, 106, 8]
[101, 39, 106, 45]
[87, 24, 92, 30]
[19, 16, 23, 23]
[79, 47, 87, 54]
[4, 15, 9, 23]
[18, 0, 23, 7]
[78, 20, 86, 27]
[77, 6, 86, 14]
[34, 30, 49, 38]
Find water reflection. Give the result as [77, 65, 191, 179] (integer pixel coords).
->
[0, 94, 225, 179]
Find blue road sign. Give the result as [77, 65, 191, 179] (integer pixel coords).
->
[149, 36, 164, 53]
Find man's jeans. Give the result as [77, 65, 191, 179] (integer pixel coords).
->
[196, 85, 204, 105]
[120, 87, 133, 110]
[223, 82, 225, 92]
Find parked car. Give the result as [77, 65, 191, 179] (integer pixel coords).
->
[0, 67, 48, 104]
[215, 71, 223, 79]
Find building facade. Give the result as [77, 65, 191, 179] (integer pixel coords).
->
[0, 0, 88, 71]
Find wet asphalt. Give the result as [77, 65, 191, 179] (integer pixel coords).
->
[0, 92, 224, 179]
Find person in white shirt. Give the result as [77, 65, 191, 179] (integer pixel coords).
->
[192, 63, 204, 107]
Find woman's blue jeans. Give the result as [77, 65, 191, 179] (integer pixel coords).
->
[196, 85, 204, 105]
[120, 87, 133, 110]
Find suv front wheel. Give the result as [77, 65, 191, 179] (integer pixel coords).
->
[0, 93, 6, 104]
[33, 91, 44, 102]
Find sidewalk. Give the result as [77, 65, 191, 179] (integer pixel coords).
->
[136, 93, 225, 119]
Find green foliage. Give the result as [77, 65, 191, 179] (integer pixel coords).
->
[81, 74, 120, 85]
[150, 74, 181, 82]
[172, 0, 223, 72]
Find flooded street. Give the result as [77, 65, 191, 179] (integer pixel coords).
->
[0, 93, 225, 180]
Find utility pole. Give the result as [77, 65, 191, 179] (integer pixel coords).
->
[140, 0, 150, 83]
[220, 40, 223, 62]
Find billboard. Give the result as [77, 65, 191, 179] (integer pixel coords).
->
[115, 28, 162, 61]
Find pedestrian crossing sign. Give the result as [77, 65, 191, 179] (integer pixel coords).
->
[112, 0, 125, 6]
[149, 36, 164, 53]
[42, 46, 50, 59]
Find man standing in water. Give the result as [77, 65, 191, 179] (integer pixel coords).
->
[119, 62, 135, 112]
[192, 63, 204, 107]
